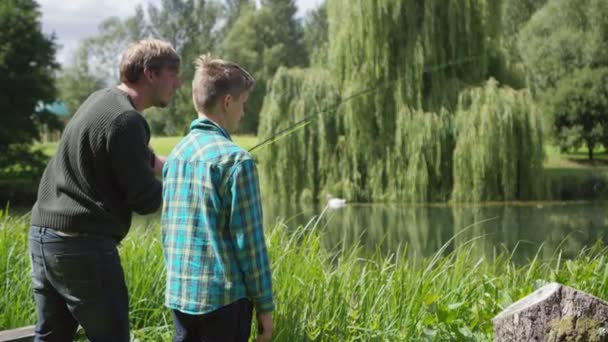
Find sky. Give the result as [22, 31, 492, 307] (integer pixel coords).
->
[38, 0, 324, 66]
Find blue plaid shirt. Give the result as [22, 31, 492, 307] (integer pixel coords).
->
[161, 118, 274, 314]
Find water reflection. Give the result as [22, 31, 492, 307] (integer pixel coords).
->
[11, 200, 607, 263]
[263, 201, 608, 263]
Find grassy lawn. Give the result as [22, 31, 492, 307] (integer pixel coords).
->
[35, 138, 608, 171]
[544, 145, 608, 170]
[150, 135, 258, 155]
[35, 135, 259, 157]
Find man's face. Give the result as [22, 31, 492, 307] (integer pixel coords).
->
[150, 67, 181, 108]
[223, 91, 250, 133]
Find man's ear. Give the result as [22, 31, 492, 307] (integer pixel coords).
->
[143, 67, 155, 82]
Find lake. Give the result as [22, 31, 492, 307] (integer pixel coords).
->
[262, 200, 608, 264]
[10, 200, 608, 264]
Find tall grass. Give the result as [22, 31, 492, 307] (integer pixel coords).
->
[1, 210, 608, 341]
[0, 210, 34, 329]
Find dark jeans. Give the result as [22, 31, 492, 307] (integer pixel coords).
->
[172, 298, 253, 342]
[28, 226, 130, 342]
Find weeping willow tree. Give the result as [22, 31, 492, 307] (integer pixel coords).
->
[257, 67, 341, 204]
[452, 79, 544, 202]
[258, 0, 544, 203]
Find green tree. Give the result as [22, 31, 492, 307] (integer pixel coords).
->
[223, 0, 254, 28]
[302, 1, 328, 66]
[452, 79, 544, 202]
[56, 44, 105, 116]
[221, 4, 265, 134]
[500, 0, 548, 88]
[502, 0, 548, 54]
[258, 0, 541, 203]
[0, 0, 58, 148]
[518, 0, 608, 153]
[547, 68, 608, 161]
[517, 0, 608, 93]
[221, 0, 307, 134]
[258, 0, 307, 72]
[221, 3, 261, 71]
[84, 9, 147, 84]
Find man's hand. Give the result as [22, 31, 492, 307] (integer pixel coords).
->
[153, 155, 166, 178]
[255, 311, 274, 342]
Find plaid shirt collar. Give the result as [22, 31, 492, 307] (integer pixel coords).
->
[189, 117, 232, 141]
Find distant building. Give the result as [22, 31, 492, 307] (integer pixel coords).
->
[36, 101, 69, 142]
[41, 101, 69, 117]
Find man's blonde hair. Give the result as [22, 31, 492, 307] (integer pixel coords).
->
[119, 39, 181, 83]
[192, 55, 255, 113]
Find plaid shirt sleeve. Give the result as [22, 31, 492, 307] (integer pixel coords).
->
[227, 159, 275, 313]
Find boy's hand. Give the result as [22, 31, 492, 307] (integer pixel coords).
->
[255, 312, 274, 342]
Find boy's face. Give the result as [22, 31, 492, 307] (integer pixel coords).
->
[223, 90, 250, 133]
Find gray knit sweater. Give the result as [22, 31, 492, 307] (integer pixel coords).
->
[31, 87, 161, 240]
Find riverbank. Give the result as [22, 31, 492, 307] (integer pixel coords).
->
[544, 145, 608, 200]
[3, 139, 607, 207]
[1, 210, 607, 340]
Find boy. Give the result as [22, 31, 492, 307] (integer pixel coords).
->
[161, 56, 274, 342]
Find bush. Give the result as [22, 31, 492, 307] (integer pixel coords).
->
[0, 144, 48, 180]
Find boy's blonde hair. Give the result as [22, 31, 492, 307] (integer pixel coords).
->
[119, 39, 181, 83]
[192, 55, 255, 113]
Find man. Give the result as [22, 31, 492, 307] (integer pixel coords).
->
[161, 55, 274, 342]
[29, 39, 181, 341]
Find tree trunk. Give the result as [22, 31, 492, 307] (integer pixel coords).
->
[492, 282, 608, 341]
[588, 141, 594, 161]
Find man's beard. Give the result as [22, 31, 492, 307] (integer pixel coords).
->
[153, 95, 170, 108]
[155, 100, 169, 108]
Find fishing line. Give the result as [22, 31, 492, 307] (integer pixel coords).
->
[248, 55, 483, 153]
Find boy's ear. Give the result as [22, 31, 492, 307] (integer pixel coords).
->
[223, 93, 233, 110]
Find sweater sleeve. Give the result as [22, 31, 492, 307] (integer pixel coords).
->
[107, 111, 162, 215]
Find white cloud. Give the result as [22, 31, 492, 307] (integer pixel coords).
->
[39, 0, 157, 65]
[39, 0, 324, 66]
[294, 0, 324, 16]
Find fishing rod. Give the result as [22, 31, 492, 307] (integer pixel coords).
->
[248, 55, 483, 153]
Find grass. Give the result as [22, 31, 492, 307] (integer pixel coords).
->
[2, 210, 608, 341]
[35, 137, 607, 170]
[34, 135, 259, 158]
[544, 145, 608, 169]
[150, 135, 258, 155]
[33, 142, 58, 158]
[33, 133, 607, 172]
